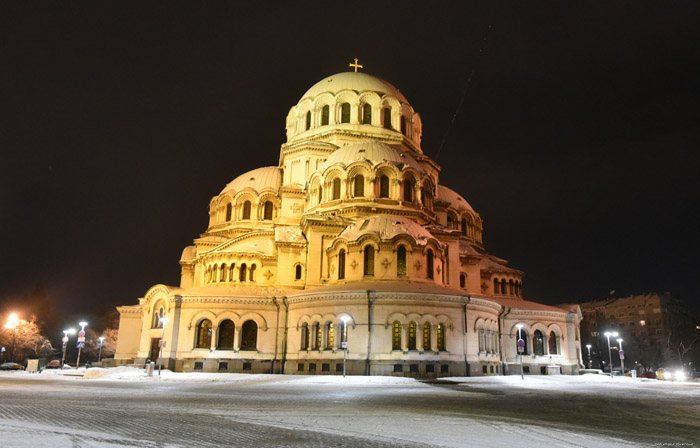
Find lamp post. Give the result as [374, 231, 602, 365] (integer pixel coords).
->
[4, 314, 19, 363]
[76, 321, 88, 368]
[586, 344, 592, 369]
[617, 338, 625, 375]
[61, 329, 76, 367]
[98, 336, 105, 362]
[158, 316, 169, 376]
[516, 323, 524, 380]
[604, 331, 618, 378]
[341, 316, 350, 378]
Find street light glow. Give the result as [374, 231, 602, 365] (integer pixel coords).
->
[79, 321, 88, 327]
[5, 313, 19, 329]
[161, 316, 170, 326]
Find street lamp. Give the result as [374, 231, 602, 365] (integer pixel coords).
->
[341, 316, 350, 378]
[603, 331, 619, 378]
[158, 316, 169, 376]
[4, 313, 19, 363]
[76, 321, 88, 369]
[61, 329, 76, 367]
[617, 338, 625, 375]
[98, 336, 106, 362]
[516, 323, 524, 380]
[586, 344, 592, 369]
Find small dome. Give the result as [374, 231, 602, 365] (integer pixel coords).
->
[436, 185, 475, 212]
[220, 166, 282, 195]
[320, 141, 423, 173]
[300, 72, 409, 104]
[339, 215, 436, 246]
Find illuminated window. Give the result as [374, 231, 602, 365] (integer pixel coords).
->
[427, 249, 434, 280]
[240, 320, 257, 350]
[339, 320, 348, 345]
[408, 321, 417, 350]
[640, 320, 646, 326]
[534, 330, 545, 356]
[195, 319, 212, 349]
[242, 201, 251, 220]
[383, 107, 392, 129]
[340, 103, 351, 123]
[379, 175, 390, 198]
[300, 323, 309, 350]
[325, 322, 335, 349]
[321, 105, 329, 125]
[397, 245, 407, 276]
[423, 322, 432, 350]
[263, 201, 273, 220]
[362, 103, 372, 124]
[225, 203, 232, 221]
[392, 321, 402, 350]
[217, 320, 235, 349]
[354, 174, 364, 197]
[305, 111, 311, 130]
[437, 323, 446, 351]
[338, 249, 346, 280]
[314, 322, 322, 349]
[364, 246, 374, 276]
[332, 178, 341, 200]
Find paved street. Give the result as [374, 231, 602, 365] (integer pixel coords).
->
[0, 372, 698, 447]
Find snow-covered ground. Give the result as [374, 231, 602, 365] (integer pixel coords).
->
[1, 369, 698, 447]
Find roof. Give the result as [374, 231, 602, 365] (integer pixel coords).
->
[489, 297, 571, 313]
[436, 185, 475, 213]
[320, 141, 423, 173]
[338, 215, 436, 245]
[221, 166, 282, 195]
[300, 72, 409, 104]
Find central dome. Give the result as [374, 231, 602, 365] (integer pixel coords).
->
[300, 72, 409, 104]
[320, 141, 423, 173]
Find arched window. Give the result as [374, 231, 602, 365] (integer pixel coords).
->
[225, 203, 232, 221]
[397, 245, 407, 276]
[212, 265, 218, 283]
[383, 107, 392, 129]
[339, 319, 348, 346]
[229, 263, 236, 282]
[354, 174, 364, 197]
[515, 328, 529, 355]
[423, 322, 432, 350]
[240, 320, 258, 350]
[318, 185, 323, 204]
[509, 280, 514, 295]
[392, 321, 402, 350]
[534, 330, 545, 356]
[152, 305, 164, 328]
[340, 102, 350, 123]
[400, 116, 407, 135]
[478, 328, 485, 352]
[313, 322, 322, 349]
[461, 219, 467, 236]
[338, 249, 346, 280]
[300, 323, 309, 350]
[217, 319, 235, 349]
[408, 321, 417, 350]
[321, 105, 329, 125]
[403, 179, 413, 202]
[305, 111, 311, 131]
[437, 323, 446, 351]
[249, 264, 256, 282]
[516, 281, 521, 297]
[325, 322, 334, 349]
[426, 249, 434, 280]
[493, 278, 499, 294]
[460, 273, 467, 289]
[548, 332, 558, 355]
[295, 264, 302, 280]
[263, 201, 273, 220]
[379, 175, 390, 198]
[242, 201, 251, 220]
[447, 213, 457, 229]
[363, 245, 374, 276]
[362, 103, 372, 124]
[195, 319, 212, 349]
[332, 178, 341, 200]
[220, 264, 227, 282]
[239, 263, 247, 282]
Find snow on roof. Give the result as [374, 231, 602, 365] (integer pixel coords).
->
[220, 166, 282, 195]
[436, 185, 475, 212]
[489, 297, 571, 313]
[275, 226, 307, 244]
[320, 141, 423, 173]
[338, 215, 436, 245]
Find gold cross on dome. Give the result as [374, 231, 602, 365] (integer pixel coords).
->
[349, 58, 363, 72]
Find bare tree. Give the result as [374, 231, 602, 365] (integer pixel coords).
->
[0, 314, 54, 362]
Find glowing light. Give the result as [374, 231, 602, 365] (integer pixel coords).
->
[4, 313, 19, 329]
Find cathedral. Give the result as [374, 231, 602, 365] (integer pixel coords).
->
[115, 67, 583, 376]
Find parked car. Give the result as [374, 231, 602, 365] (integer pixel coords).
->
[656, 368, 688, 381]
[639, 371, 656, 379]
[45, 360, 62, 369]
[0, 362, 24, 370]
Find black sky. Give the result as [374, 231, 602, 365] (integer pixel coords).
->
[2, 2, 699, 327]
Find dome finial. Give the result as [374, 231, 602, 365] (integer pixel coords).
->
[349, 58, 363, 72]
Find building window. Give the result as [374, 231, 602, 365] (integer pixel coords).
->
[225, 203, 232, 221]
[239, 263, 247, 282]
[301, 323, 309, 350]
[340, 103, 351, 123]
[195, 319, 212, 349]
[364, 246, 374, 276]
[493, 278, 499, 294]
[194, 362, 203, 371]
[339, 320, 348, 346]
[516, 329, 529, 355]
[318, 185, 323, 203]
[325, 322, 335, 349]
[423, 322, 432, 350]
[217, 319, 235, 349]
[403, 179, 413, 202]
[305, 111, 311, 131]
[400, 116, 407, 135]
[362, 103, 372, 124]
[211, 265, 218, 283]
[321, 105, 329, 125]
[314, 322, 322, 349]
[298, 363, 304, 371]
[229, 263, 235, 282]
[242, 201, 251, 220]
[354, 174, 364, 197]
[152, 305, 164, 328]
[437, 323, 446, 351]
[338, 249, 346, 280]
[397, 245, 407, 276]
[379, 175, 390, 198]
[240, 320, 257, 350]
[461, 218, 467, 236]
[383, 107, 392, 129]
[332, 178, 341, 200]
[220, 264, 227, 282]
[249, 264, 256, 282]
[219, 362, 228, 371]
[548, 332, 557, 355]
[478, 329, 485, 352]
[408, 321, 417, 350]
[427, 249, 434, 280]
[509, 280, 515, 295]
[460, 273, 467, 289]
[393, 364, 403, 373]
[392, 321, 402, 350]
[263, 201, 273, 220]
[534, 330, 544, 356]
[447, 213, 457, 229]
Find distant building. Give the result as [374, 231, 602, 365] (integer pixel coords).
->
[575, 293, 698, 370]
[115, 69, 583, 376]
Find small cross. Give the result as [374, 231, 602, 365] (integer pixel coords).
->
[351, 260, 359, 270]
[349, 58, 363, 72]
[264, 270, 274, 280]
[381, 258, 391, 270]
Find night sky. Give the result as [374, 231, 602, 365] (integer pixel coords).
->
[2, 2, 699, 330]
